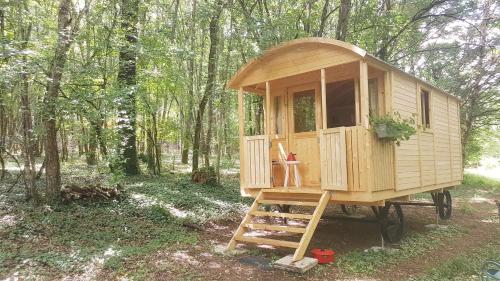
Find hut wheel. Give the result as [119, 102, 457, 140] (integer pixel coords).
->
[379, 203, 404, 243]
[437, 191, 452, 220]
[341, 204, 359, 216]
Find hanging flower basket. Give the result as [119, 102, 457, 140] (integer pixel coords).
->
[370, 113, 417, 145]
[375, 123, 391, 138]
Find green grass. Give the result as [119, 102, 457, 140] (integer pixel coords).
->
[0, 200, 197, 278]
[125, 173, 252, 225]
[0, 170, 249, 279]
[454, 173, 500, 198]
[329, 226, 464, 275]
[408, 241, 500, 281]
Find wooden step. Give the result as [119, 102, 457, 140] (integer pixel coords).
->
[251, 211, 313, 220]
[244, 223, 306, 234]
[236, 236, 300, 248]
[261, 188, 323, 194]
[257, 199, 319, 207]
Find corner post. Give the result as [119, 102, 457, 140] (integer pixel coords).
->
[265, 81, 271, 135]
[384, 71, 393, 114]
[321, 69, 327, 129]
[359, 61, 369, 128]
[238, 88, 245, 186]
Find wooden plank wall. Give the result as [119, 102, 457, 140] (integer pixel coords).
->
[345, 126, 393, 192]
[370, 132, 395, 191]
[243, 135, 271, 188]
[419, 132, 436, 186]
[433, 93, 452, 184]
[319, 128, 347, 190]
[393, 74, 420, 190]
[392, 72, 462, 190]
[449, 100, 463, 181]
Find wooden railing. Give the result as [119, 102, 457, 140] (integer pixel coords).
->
[242, 135, 271, 188]
[319, 128, 348, 190]
[345, 126, 394, 192]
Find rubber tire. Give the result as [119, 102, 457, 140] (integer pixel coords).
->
[437, 191, 452, 220]
[379, 203, 404, 243]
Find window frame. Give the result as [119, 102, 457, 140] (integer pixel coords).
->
[418, 85, 433, 132]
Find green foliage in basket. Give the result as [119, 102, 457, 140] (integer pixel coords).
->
[370, 113, 417, 145]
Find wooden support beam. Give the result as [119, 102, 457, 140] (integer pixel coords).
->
[293, 191, 331, 261]
[354, 78, 360, 125]
[359, 61, 369, 128]
[321, 69, 327, 129]
[244, 223, 306, 234]
[227, 191, 262, 250]
[251, 211, 313, 220]
[384, 71, 393, 114]
[258, 199, 319, 207]
[235, 236, 300, 248]
[238, 88, 245, 187]
[265, 81, 271, 135]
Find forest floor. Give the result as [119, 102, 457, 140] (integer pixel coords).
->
[0, 160, 499, 281]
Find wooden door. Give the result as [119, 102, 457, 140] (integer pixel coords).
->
[287, 83, 321, 187]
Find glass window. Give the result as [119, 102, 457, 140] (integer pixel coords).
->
[293, 90, 316, 133]
[421, 89, 430, 128]
[326, 79, 356, 128]
[273, 96, 283, 135]
[368, 78, 379, 117]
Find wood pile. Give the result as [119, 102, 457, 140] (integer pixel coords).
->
[61, 184, 121, 202]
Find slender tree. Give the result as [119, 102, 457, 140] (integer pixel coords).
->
[44, 0, 81, 201]
[191, 1, 225, 171]
[116, 0, 140, 175]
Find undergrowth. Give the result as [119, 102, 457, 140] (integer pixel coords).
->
[408, 241, 500, 281]
[330, 225, 464, 275]
[0, 170, 248, 279]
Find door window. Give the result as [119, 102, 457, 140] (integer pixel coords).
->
[293, 90, 316, 133]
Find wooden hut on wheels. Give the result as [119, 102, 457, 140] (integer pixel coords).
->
[225, 38, 462, 263]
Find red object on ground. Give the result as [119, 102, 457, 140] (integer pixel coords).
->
[287, 152, 296, 161]
[311, 248, 335, 264]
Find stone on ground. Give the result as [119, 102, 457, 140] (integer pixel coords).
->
[273, 255, 318, 273]
[425, 224, 449, 229]
[213, 244, 248, 256]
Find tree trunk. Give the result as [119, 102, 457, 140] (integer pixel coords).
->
[204, 99, 214, 167]
[192, 2, 223, 172]
[44, 0, 74, 201]
[181, 0, 197, 165]
[19, 19, 38, 201]
[116, 0, 140, 175]
[316, 0, 330, 37]
[335, 0, 351, 41]
[0, 9, 7, 179]
[86, 120, 98, 166]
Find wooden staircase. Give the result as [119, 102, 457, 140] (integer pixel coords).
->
[227, 190, 332, 261]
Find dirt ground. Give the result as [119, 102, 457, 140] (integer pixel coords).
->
[96, 197, 499, 281]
